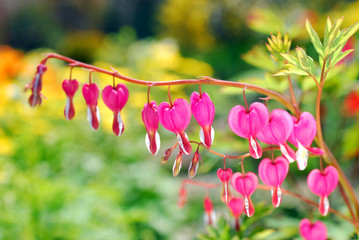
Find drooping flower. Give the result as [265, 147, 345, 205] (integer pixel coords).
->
[288, 112, 324, 170]
[231, 172, 258, 217]
[177, 187, 187, 208]
[217, 168, 233, 203]
[257, 109, 295, 162]
[159, 98, 192, 155]
[227, 197, 244, 231]
[188, 149, 201, 178]
[190, 91, 215, 147]
[258, 157, 289, 207]
[299, 218, 327, 240]
[142, 101, 160, 155]
[203, 196, 215, 225]
[102, 84, 129, 136]
[27, 63, 47, 107]
[307, 166, 339, 216]
[228, 102, 269, 159]
[172, 150, 183, 177]
[82, 83, 100, 130]
[62, 78, 79, 120]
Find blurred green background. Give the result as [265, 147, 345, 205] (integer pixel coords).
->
[1, 0, 359, 239]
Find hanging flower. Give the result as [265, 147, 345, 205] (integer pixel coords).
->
[82, 83, 100, 130]
[258, 157, 289, 207]
[231, 171, 258, 217]
[177, 187, 187, 208]
[142, 101, 160, 155]
[190, 91, 215, 147]
[27, 63, 47, 107]
[307, 166, 339, 216]
[62, 78, 79, 120]
[299, 218, 327, 240]
[228, 102, 269, 159]
[102, 84, 129, 136]
[288, 112, 324, 170]
[227, 197, 244, 231]
[257, 109, 295, 162]
[203, 196, 215, 225]
[217, 168, 233, 203]
[159, 98, 192, 155]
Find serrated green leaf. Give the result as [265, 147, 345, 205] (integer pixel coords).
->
[296, 47, 310, 70]
[324, 17, 344, 56]
[273, 69, 291, 76]
[286, 66, 309, 76]
[324, 17, 332, 48]
[332, 22, 359, 51]
[330, 49, 354, 66]
[280, 53, 298, 66]
[305, 19, 323, 56]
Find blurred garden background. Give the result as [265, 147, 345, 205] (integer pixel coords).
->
[1, 0, 359, 239]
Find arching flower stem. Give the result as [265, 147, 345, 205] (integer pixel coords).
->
[40, 53, 359, 227]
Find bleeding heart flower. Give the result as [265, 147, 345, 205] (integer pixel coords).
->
[307, 166, 339, 216]
[203, 196, 215, 225]
[258, 157, 289, 207]
[228, 102, 269, 159]
[188, 149, 201, 178]
[62, 79, 79, 120]
[231, 172, 258, 217]
[177, 187, 187, 208]
[190, 91, 215, 147]
[82, 83, 100, 130]
[288, 112, 324, 170]
[227, 197, 244, 231]
[217, 168, 233, 203]
[257, 109, 295, 162]
[159, 98, 192, 155]
[27, 63, 47, 107]
[102, 84, 129, 136]
[299, 219, 327, 240]
[142, 101, 160, 155]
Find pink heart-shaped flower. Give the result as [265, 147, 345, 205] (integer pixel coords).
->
[307, 166, 339, 216]
[102, 84, 129, 112]
[217, 168, 233, 203]
[190, 91, 215, 147]
[299, 219, 327, 240]
[258, 157, 289, 207]
[228, 102, 269, 159]
[159, 98, 192, 154]
[142, 101, 160, 155]
[231, 172, 258, 217]
[62, 79, 79, 120]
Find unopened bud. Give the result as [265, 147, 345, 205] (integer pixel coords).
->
[172, 150, 183, 177]
[188, 151, 201, 178]
[161, 147, 174, 165]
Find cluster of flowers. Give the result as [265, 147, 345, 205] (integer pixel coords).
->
[27, 63, 339, 239]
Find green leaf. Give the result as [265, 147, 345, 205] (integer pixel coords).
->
[324, 17, 343, 56]
[280, 53, 298, 66]
[330, 49, 354, 66]
[305, 19, 323, 56]
[331, 22, 359, 51]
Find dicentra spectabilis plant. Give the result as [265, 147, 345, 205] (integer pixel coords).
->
[25, 17, 359, 238]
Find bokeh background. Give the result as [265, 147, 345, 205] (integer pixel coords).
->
[1, 0, 359, 239]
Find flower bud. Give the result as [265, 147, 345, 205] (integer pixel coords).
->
[188, 150, 201, 178]
[161, 147, 174, 165]
[172, 150, 183, 177]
